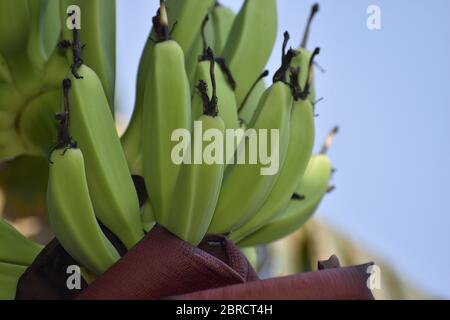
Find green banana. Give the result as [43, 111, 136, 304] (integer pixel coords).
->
[48, 147, 120, 276]
[291, 4, 320, 103]
[238, 79, 266, 126]
[208, 34, 298, 234]
[185, 15, 214, 90]
[167, 58, 225, 246]
[166, 0, 215, 53]
[230, 49, 320, 243]
[142, 199, 156, 233]
[210, 3, 235, 55]
[0, 262, 27, 300]
[238, 154, 333, 247]
[68, 67, 143, 250]
[0, 0, 29, 57]
[222, 0, 277, 107]
[19, 89, 61, 156]
[142, 4, 191, 222]
[27, 0, 61, 71]
[60, 0, 116, 108]
[0, 218, 43, 266]
[240, 246, 258, 270]
[0, 53, 13, 83]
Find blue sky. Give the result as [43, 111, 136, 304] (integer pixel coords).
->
[115, 0, 450, 298]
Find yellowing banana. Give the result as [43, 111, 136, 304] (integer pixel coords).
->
[231, 50, 320, 243]
[47, 147, 120, 276]
[69, 67, 143, 250]
[142, 6, 191, 222]
[222, 0, 277, 107]
[0, 262, 27, 300]
[237, 154, 332, 247]
[0, 218, 43, 266]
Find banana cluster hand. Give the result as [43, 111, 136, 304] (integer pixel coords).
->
[1, 1, 337, 289]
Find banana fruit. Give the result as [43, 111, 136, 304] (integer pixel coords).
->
[0, 262, 28, 300]
[48, 147, 120, 276]
[222, 0, 277, 107]
[0, 0, 29, 57]
[210, 3, 235, 55]
[27, 0, 61, 71]
[0, 218, 43, 266]
[166, 0, 215, 53]
[238, 153, 333, 247]
[167, 63, 225, 245]
[60, 0, 116, 108]
[69, 67, 143, 250]
[142, 4, 191, 222]
[231, 49, 320, 242]
[208, 33, 298, 234]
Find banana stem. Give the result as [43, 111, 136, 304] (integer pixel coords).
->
[51, 79, 77, 156]
[153, 0, 170, 41]
[196, 48, 219, 117]
[320, 126, 339, 155]
[273, 32, 299, 83]
[239, 69, 269, 110]
[302, 47, 320, 97]
[200, 15, 210, 58]
[300, 3, 319, 49]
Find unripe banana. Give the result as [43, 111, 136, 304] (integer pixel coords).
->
[48, 147, 120, 276]
[208, 35, 298, 234]
[19, 89, 61, 156]
[231, 50, 320, 243]
[166, 0, 215, 53]
[208, 81, 292, 234]
[27, 0, 61, 71]
[238, 154, 333, 247]
[0, 218, 43, 266]
[238, 79, 266, 126]
[240, 246, 258, 270]
[222, 0, 277, 107]
[0, 0, 29, 57]
[210, 3, 235, 55]
[60, 0, 116, 108]
[0, 262, 27, 300]
[142, 5, 191, 221]
[167, 60, 225, 246]
[68, 68, 143, 250]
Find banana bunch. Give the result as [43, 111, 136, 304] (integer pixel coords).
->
[0, 218, 43, 299]
[0, 0, 116, 161]
[1, 0, 338, 293]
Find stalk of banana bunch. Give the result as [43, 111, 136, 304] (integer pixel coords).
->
[230, 48, 321, 243]
[47, 79, 120, 277]
[142, 1, 191, 227]
[208, 33, 299, 234]
[238, 127, 337, 247]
